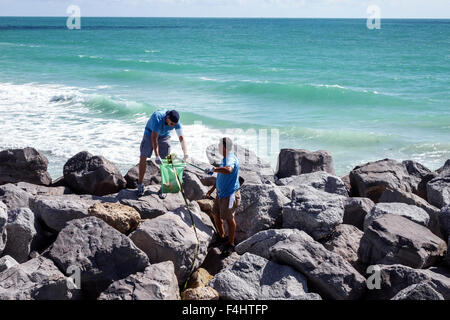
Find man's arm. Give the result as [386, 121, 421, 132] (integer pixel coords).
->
[214, 166, 233, 174]
[179, 135, 188, 159]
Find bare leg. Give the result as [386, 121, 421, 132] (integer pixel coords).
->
[226, 218, 236, 246]
[138, 156, 147, 184]
[213, 214, 225, 238]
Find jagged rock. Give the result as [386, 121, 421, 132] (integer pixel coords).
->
[341, 174, 353, 196]
[269, 231, 366, 300]
[0, 183, 31, 210]
[200, 246, 240, 276]
[88, 202, 140, 234]
[235, 184, 290, 243]
[343, 197, 375, 230]
[196, 199, 214, 215]
[322, 224, 364, 272]
[0, 202, 6, 255]
[124, 159, 160, 189]
[446, 237, 450, 266]
[0, 255, 18, 273]
[47, 216, 149, 298]
[2, 208, 43, 263]
[276, 171, 348, 196]
[182, 286, 219, 300]
[63, 151, 126, 196]
[282, 186, 346, 240]
[98, 261, 180, 300]
[129, 202, 215, 284]
[427, 161, 450, 209]
[184, 158, 217, 186]
[182, 171, 208, 201]
[391, 282, 444, 300]
[402, 160, 433, 200]
[209, 252, 319, 300]
[364, 202, 430, 230]
[367, 264, 450, 300]
[117, 186, 185, 219]
[187, 268, 214, 289]
[275, 148, 335, 179]
[349, 159, 415, 203]
[379, 188, 442, 237]
[0, 256, 81, 300]
[15, 181, 70, 196]
[29, 195, 98, 232]
[358, 214, 447, 269]
[441, 205, 450, 239]
[0, 147, 51, 186]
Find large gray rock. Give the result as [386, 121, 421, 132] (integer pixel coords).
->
[124, 159, 160, 189]
[282, 186, 346, 240]
[63, 151, 126, 196]
[446, 237, 450, 266]
[0, 202, 6, 255]
[117, 185, 186, 219]
[0, 183, 31, 210]
[322, 224, 364, 272]
[235, 184, 290, 243]
[200, 246, 240, 276]
[0, 147, 52, 186]
[0, 255, 18, 273]
[15, 181, 70, 196]
[30, 195, 98, 232]
[427, 161, 450, 209]
[47, 216, 149, 298]
[0, 256, 80, 300]
[358, 214, 447, 269]
[367, 264, 450, 300]
[2, 208, 43, 263]
[129, 202, 215, 285]
[276, 171, 348, 196]
[379, 188, 442, 237]
[402, 160, 433, 200]
[441, 205, 450, 239]
[209, 252, 320, 300]
[276, 148, 335, 179]
[269, 231, 366, 300]
[391, 282, 444, 300]
[364, 202, 430, 230]
[98, 261, 180, 300]
[182, 171, 208, 201]
[349, 159, 415, 203]
[343, 197, 375, 230]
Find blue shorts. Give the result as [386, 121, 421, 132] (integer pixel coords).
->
[140, 134, 171, 158]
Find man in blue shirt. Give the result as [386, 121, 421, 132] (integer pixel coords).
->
[137, 109, 188, 198]
[206, 137, 240, 253]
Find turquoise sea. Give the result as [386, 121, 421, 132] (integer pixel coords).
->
[0, 17, 449, 178]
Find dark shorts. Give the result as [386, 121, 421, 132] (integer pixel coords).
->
[140, 134, 171, 158]
[213, 190, 241, 220]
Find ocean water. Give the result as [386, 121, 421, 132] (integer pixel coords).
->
[0, 17, 449, 178]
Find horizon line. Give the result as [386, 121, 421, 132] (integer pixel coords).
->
[1, 15, 449, 19]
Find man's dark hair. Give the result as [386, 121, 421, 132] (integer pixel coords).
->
[166, 110, 180, 123]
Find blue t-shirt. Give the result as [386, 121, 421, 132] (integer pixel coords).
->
[144, 110, 183, 137]
[216, 152, 240, 199]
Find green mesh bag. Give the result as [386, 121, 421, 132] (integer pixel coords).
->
[160, 158, 186, 194]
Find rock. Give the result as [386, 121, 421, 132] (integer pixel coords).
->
[341, 174, 353, 196]
[358, 214, 447, 269]
[322, 224, 364, 272]
[235, 229, 299, 260]
[63, 151, 126, 196]
[367, 264, 450, 300]
[446, 237, 450, 266]
[196, 199, 214, 215]
[129, 202, 215, 285]
[427, 166, 450, 209]
[235, 184, 290, 243]
[0, 256, 80, 300]
[364, 202, 430, 230]
[379, 188, 442, 237]
[282, 186, 346, 240]
[276, 171, 348, 196]
[391, 282, 444, 300]
[349, 159, 415, 203]
[0, 147, 52, 186]
[98, 261, 180, 300]
[124, 159, 160, 189]
[0, 255, 18, 273]
[0, 183, 31, 210]
[88, 202, 141, 234]
[209, 252, 319, 300]
[47, 216, 149, 298]
[343, 197, 375, 230]
[15, 181, 69, 196]
[441, 205, 450, 239]
[117, 186, 186, 219]
[206, 143, 274, 183]
[402, 160, 433, 200]
[2, 208, 43, 263]
[182, 171, 208, 201]
[269, 231, 366, 300]
[200, 246, 240, 276]
[29, 195, 98, 232]
[184, 158, 217, 186]
[182, 286, 219, 300]
[0, 202, 6, 255]
[275, 148, 335, 179]
[187, 268, 214, 289]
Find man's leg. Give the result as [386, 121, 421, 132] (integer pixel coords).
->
[157, 135, 171, 199]
[226, 217, 236, 246]
[138, 156, 147, 185]
[137, 134, 153, 196]
[213, 214, 225, 239]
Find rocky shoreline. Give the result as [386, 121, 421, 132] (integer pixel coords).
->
[0, 146, 449, 300]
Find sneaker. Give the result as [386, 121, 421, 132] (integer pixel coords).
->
[222, 243, 235, 256]
[158, 189, 167, 199]
[137, 183, 145, 197]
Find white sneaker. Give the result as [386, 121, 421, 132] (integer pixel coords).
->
[158, 189, 167, 199]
